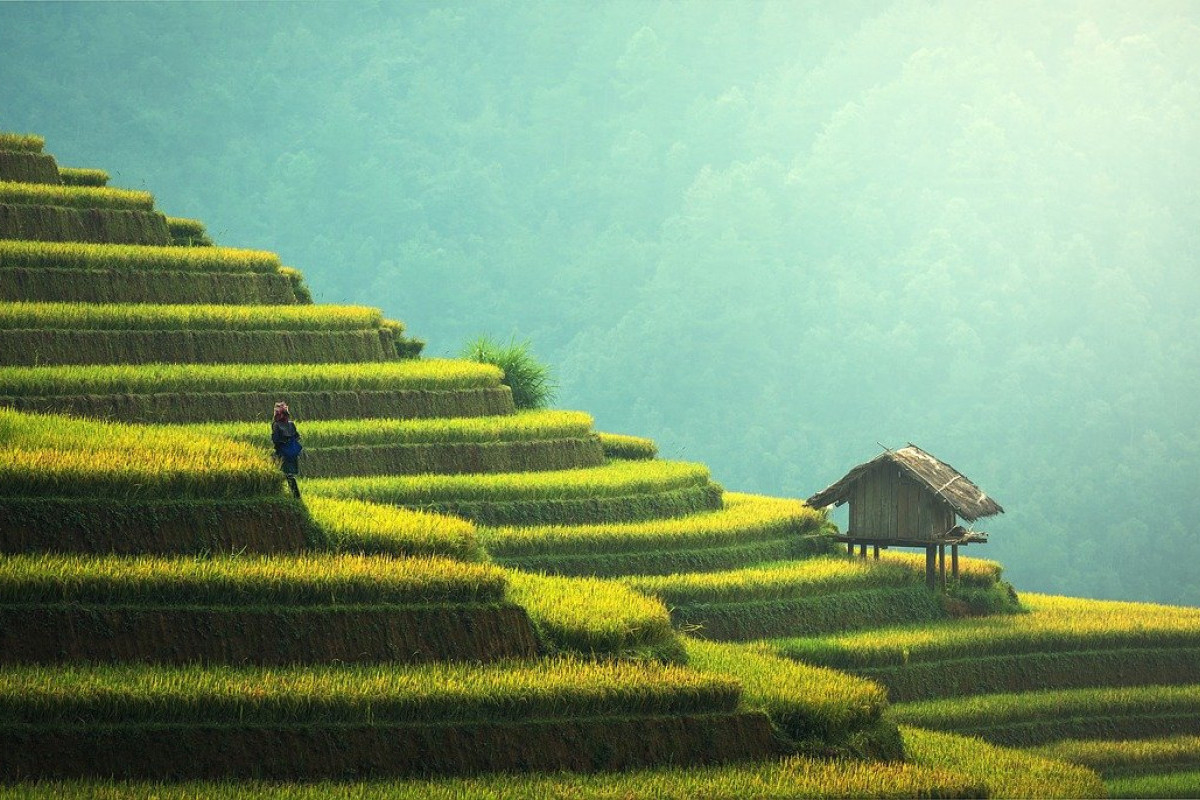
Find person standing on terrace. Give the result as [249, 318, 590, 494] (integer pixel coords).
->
[271, 401, 302, 499]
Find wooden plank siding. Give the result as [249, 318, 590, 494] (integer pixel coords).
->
[848, 462, 955, 542]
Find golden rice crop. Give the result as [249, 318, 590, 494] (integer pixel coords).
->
[304, 496, 482, 560]
[1107, 769, 1200, 799]
[902, 726, 1107, 799]
[504, 570, 677, 657]
[0, 658, 738, 724]
[0, 407, 277, 498]
[597, 432, 657, 459]
[625, 556, 918, 605]
[0, 757, 989, 799]
[0, 240, 281, 273]
[0, 180, 154, 210]
[179, 410, 594, 449]
[892, 683, 1200, 731]
[0, 133, 44, 152]
[778, 592, 1200, 668]
[0, 359, 502, 397]
[1034, 735, 1200, 776]
[481, 492, 820, 556]
[0, 301, 384, 331]
[684, 638, 888, 742]
[0, 552, 505, 605]
[879, 549, 1004, 585]
[305, 460, 710, 505]
[57, 167, 109, 187]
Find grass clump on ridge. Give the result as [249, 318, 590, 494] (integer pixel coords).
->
[902, 726, 1106, 799]
[0, 360, 502, 397]
[0, 180, 154, 210]
[305, 459, 711, 505]
[461, 335, 557, 410]
[0, 659, 739, 726]
[0, 552, 505, 606]
[305, 496, 482, 560]
[481, 492, 822, 557]
[505, 570, 679, 660]
[0, 240, 281, 273]
[1106, 770, 1200, 799]
[181, 410, 594, 449]
[0, 407, 277, 500]
[0, 301, 384, 331]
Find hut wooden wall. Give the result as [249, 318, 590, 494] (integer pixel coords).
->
[848, 462, 955, 541]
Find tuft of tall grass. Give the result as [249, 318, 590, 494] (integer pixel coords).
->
[461, 335, 557, 410]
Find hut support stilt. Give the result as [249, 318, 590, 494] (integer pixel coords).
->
[938, 544, 946, 590]
[951, 545, 959, 579]
[925, 546, 936, 590]
[859, 543, 867, 559]
[847, 542, 854, 556]
[873, 544, 880, 560]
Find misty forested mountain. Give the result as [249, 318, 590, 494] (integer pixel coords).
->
[3, 0, 1197, 603]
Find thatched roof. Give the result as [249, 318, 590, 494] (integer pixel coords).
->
[807, 444, 1004, 521]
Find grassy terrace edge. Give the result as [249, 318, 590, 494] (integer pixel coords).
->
[0, 240, 282, 272]
[0, 301, 386, 331]
[0, 180, 154, 210]
[0, 360, 503, 395]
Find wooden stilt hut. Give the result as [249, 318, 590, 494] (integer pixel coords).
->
[806, 444, 1003, 590]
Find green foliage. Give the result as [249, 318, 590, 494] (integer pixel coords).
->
[296, 438, 604, 478]
[461, 335, 556, 410]
[57, 167, 109, 187]
[0, 240, 280, 273]
[504, 570, 680, 660]
[902, 726, 1107, 799]
[277, 266, 312, 303]
[0, 552, 505, 605]
[0, 179, 153, 210]
[304, 496, 483, 560]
